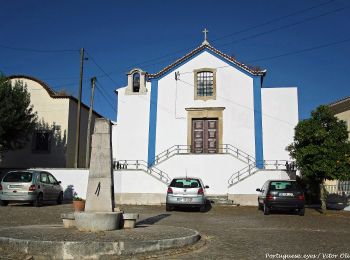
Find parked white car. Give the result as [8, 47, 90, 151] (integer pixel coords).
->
[166, 177, 209, 212]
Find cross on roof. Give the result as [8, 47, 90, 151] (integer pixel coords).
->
[202, 28, 210, 45]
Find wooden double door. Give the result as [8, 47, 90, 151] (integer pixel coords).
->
[192, 118, 218, 153]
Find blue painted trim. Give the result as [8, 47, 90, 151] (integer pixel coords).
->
[253, 76, 264, 169]
[147, 79, 158, 167]
[158, 48, 255, 80]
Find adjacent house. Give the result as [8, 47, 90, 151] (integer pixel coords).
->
[329, 96, 350, 140]
[0, 75, 102, 169]
[113, 36, 299, 205]
[327, 96, 350, 198]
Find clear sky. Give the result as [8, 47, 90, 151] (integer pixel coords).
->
[1, 0, 349, 121]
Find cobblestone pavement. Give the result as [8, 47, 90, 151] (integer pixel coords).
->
[0, 203, 349, 259]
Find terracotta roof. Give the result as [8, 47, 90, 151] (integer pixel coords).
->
[7, 75, 103, 118]
[328, 96, 350, 107]
[328, 96, 350, 115]
[147, 44, 266, 79]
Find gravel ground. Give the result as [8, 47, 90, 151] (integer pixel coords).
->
[0, 203, 350, 259]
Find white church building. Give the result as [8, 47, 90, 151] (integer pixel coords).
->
[112, 32, 298, 206]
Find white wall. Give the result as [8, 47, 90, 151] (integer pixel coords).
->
[155, 154, 247, 195]
[114, 170, 167, 194]
[229, 170, 290, 195]
[156, 51, 256, 155]
[31, 168, 89, 199]
[32, 167, 292, 206]
[113, 83, 151, 161]
[261, 87, 298, 160]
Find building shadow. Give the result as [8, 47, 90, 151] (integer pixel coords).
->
[136, 214, 171, 227]
[0, 120, 67, 169]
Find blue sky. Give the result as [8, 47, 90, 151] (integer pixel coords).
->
[1, 0, 349, 120]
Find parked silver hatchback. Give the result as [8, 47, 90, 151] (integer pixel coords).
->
[0, 170, 63, 207]
[166, 177, 209, 212]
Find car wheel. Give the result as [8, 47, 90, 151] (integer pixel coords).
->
[258, 203, 263, 211]
[199, 205, 206, 212]
[34, 193, 43, 207]
[263, 204, 270, 215]
[0, 200, 9, 206]
[298, 208, 305, 216]
[57, 192, 63, 205]
[166, 204, 173, 211]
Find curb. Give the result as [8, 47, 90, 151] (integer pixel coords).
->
[0, 225, 200, 259]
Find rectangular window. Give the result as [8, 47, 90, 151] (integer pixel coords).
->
[32, 130, 52, 153]
[197, 71, 213, 96]
[194, 68, 217, 100]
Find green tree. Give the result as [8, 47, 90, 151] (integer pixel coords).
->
[287, 105, 350, 212]
[0, 75, 37, 154]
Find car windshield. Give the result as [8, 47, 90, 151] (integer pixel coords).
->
[170, 178, 201, 188]
[269, 181, 300, 191]
[3, 171, 33, 183]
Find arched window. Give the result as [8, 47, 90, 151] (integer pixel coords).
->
[133, 73, 140, 92]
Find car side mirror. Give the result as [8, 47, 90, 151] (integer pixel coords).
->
[205, 185, 209, 189]
[56, 181, 62, 185]
[256, 188, 261, 192]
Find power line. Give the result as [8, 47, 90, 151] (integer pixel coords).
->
[95, 81, 117, 113]
[176, 36, 350, 74]
[106, 0, 339, 73]
[176, 78, 295, 126]
[248, 37, 350, 62]
[212, 0, 336, 42]
[217, 6, 348, 48]
[82, 1, 343, 81]
[90, 3, 347, 83]
[0, 44, 78, 53]
[85, 51, 118, 86]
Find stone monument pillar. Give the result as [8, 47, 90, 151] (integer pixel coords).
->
[84, 119, 114, 212]
[75, 119, 121, 231]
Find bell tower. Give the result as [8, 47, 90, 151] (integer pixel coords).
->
[125, 68, 147, 95]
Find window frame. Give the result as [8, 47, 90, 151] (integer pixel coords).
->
[193, 68, 217, 101]
[31, 130, 52, 153]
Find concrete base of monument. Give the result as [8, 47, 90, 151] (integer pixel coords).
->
[0, 224, 200, 258]
[74, 211, 123, 232]
[122, 213, 139, 229]
[61, 212, 76, 228]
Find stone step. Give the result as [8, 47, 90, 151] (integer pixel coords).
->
[207, 195, 236, 205]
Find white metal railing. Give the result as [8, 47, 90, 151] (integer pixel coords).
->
[153, 144, 255, 166]
[227, 160, 296, 188]
[114, 160, 171, 185]
[325, 181, 350, 195]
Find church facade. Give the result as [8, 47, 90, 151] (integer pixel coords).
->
[112, 34, 298, 205]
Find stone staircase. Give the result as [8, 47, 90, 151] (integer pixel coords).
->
[152, 144, 255, 166]
[114, 160, 171, 185]
[206, 195, 237, 206]
[227, 160, 295, 188]
[114, 145, 295, 189]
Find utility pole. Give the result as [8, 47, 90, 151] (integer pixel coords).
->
[74, 48, 85, 168]
[85, 77, 96, 168]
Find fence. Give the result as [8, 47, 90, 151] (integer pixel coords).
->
[325, 181, 350, 195]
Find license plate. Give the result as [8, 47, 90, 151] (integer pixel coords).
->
[280, 193, 294, 196]
[9, 185, 22, 188]
[177, 198, 192, 202]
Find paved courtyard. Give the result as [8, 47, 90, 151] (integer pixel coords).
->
[0, 203, 349, 259]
